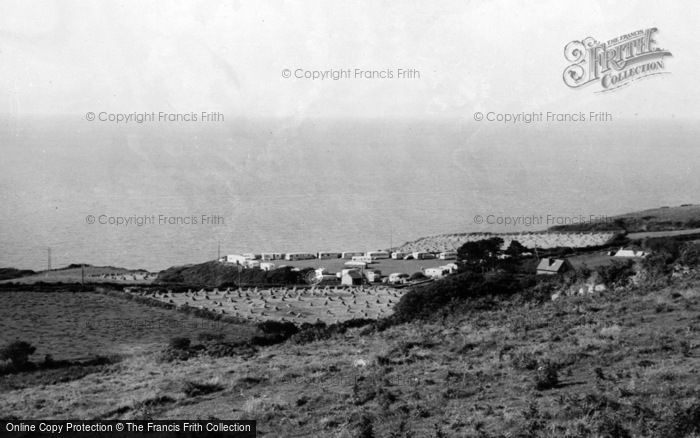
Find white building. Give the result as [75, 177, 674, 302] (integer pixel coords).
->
[364, 269, 382, 283]
[285, 252, 316, 261]
[425, 267, 448, 278]
[614, 248, 649, 258]
[388, 273, 410, 284]
[261, 253, 284, 260]
[341, 270, 363, 286]
[443, 263, 459, 273]
[352, 255, 375, 263]
[260, 262, 276, 271]
[224, 254, 247, 265]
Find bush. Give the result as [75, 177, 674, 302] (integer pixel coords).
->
[596, 260, 635, 286]
[257, 320, 299, 338]
[182, 380, 225, 397]
[0, 341, 36, 369]
[391, 272, 531, 324]
[169, 337, 191, 350]
[410, 272, 427, 281]
[534, 360, 559, 390]
[196, 332, 225, 342]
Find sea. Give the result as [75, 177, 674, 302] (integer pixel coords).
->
[1, 116, 698, 272]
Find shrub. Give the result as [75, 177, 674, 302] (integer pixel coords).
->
[596, 260, 635, 287]
[197, 332, 225, 342]
[201, 340, 256, 359]
[511, 350, 539, 371]
[0, 341, 36, 369]
[169, 337, 191, 350]
[391, 272, 531, 324]
[410, 272, 427, 281]
[182, 380, 225, 397]
[657, 402, 700, 437]
[534, 360, 559, 390]
[678, 242, 700, 267]
[257, 320, 299, 338]
[354, 413, 375, 438]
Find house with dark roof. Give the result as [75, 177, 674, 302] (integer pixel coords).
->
[536, 258, 573, 275]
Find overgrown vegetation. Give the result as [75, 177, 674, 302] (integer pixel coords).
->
[155, 261, 307, 287]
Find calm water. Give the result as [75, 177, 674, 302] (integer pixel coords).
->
[1, 117, 698, 271]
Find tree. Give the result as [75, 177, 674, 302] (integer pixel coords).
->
[457, 237, 504, 270]
[505, 240, 527, 258]
[0, 341, 36, 369]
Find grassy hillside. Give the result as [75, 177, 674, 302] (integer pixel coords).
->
[1, 275, 698, 436]
[155, 261, 306, 287]
[550, 204, 700, 233]
[0, 268, 36, 281]
[0, 265, 155, 284]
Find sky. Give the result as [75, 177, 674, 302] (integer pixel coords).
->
[1, 0, 699, 121]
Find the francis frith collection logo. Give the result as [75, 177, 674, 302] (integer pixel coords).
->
[563, 28, 672, 92]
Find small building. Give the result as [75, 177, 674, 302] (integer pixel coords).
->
[412, 251, 435, 260]
[439, 251, 457, 260]
[364, 269, 382, 283]
[352, 255, 375, 263]
[318, 274, 339, 284]
[341, 251, 364, 259]
[260, 262, 276, 271]
[285, 252, 316, 261]
[388, 273, 410, 284]
[242, 253, 260, 260]
[391, 251, 407, 259]
[318, 252, 342, 259]
[261, 253, 284, 260]
[536, 258, 573, 275]
[246, 260, 261, 269]
[443, 263, 459, 273]
[224, 254, 247, 265]
[614, 248, 649, 258]
[425, 267, 449, 278]
[341, 270, 363, 286]
[366, 250, 390, 259]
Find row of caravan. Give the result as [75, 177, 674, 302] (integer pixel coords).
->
[222, 250, 393, 264]
[221, 250, 458, 267]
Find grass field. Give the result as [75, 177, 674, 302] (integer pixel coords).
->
[1, 277, 697, 436]
[132, 285, 409, 325]
[279, 257, 449, 276]
[0, 291, 255, 361]
[627, 227, 700, 240]
[0, 266, 157, 284]
[397, 232, 617, 254]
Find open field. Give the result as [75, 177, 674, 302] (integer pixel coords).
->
[279, 257, 448, 275]
[627, 227, 700, 240]
[0, 266, 157, 284]
[130, 285, 410, 325]
[0, 291, 255, 361]
[1, 278, 698, 436]
[397, 232, 617, 254]
[566, 251, 619, 270]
